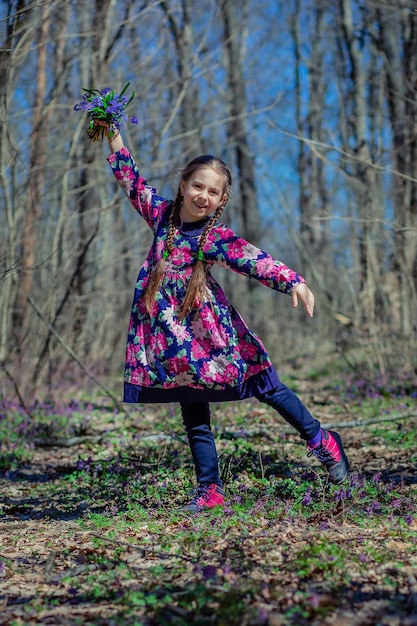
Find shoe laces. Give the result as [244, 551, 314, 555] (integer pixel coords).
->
[308, 443, 338, 467]
[189, 484, 211, 506]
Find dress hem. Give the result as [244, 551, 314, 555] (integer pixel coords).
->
[123, 366, 280, 404]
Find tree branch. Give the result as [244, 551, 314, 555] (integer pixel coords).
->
[27, 295, 122, 409]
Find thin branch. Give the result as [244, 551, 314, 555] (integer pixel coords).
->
[268, 118, 417, 186]
[89, 533, 196, 563]
[27, 295, 122, 408]
[1, 362, 33, 419]
[319, 412, 417, 430]
[220, 411, 417, 439]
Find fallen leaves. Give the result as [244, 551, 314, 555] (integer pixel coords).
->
[1, 386, 417, 625]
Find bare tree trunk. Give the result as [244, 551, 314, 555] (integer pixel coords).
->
[289, 0, 332, 309]
[0, 0, 30, 101]
[0, 2, 37, 370]
[294, 0, 329, 259]
[219, 0, 259, 247]
[339, 0, 385, 333]
[14, 3, 49, 350]
[159, 0, 204, 157]
[55, 0, 131, 366]
[373, 5, 417, 336]
[218, 0, 261, 328]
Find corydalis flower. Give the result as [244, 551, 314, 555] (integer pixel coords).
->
[74, 82, 137, 142]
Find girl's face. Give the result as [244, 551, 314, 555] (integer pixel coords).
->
[179, 167, 227, 223]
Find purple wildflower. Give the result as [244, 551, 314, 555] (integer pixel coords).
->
[202, 565, 217, 581]
[308, 593, 321, 608]
[333, 488, 346, 502]
[365, 500, 381, 515]
[74, 82, 136, 142]
[257, 607, 268, 623]
[302, 486, 313, 506]
[372, 472, 382, 484]
[391, 498, 404, 509]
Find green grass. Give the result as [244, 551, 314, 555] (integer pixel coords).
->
[1, 377, 417, 625]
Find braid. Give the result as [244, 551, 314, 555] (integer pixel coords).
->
[199, 204, 225, 251]
[143, 154, 232, 318]
[143, 191, 182, 315]
[165, 190, 182, 254]
[179, 203, 226, 318]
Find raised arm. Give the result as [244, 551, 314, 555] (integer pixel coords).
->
[95, 121, 170, 230]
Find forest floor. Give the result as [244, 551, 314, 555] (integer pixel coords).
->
[1, 360, 417, 625]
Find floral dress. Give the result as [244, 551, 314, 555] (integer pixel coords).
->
[108, 147, 306, 404]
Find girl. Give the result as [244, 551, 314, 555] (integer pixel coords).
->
[99, 124, 349, 512]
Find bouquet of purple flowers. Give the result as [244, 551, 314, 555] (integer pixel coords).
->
[74, 82, 138, 141]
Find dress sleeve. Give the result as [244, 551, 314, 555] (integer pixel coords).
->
[107, 147, 170, 231]
[205, 224, 306, 295]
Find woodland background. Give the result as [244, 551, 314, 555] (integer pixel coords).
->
[1, 0, 417, 404]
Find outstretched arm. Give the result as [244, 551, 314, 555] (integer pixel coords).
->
[291, 282, 315, 318]
[206, 224, 309, 298]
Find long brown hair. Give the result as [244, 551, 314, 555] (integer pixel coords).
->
[143, 155, 232, 318]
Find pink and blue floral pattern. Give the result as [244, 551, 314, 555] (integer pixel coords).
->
[108, 148, 306, 393]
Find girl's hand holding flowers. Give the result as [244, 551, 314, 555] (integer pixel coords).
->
[74, 82, 138, 142]
[92, 120, 124, 152]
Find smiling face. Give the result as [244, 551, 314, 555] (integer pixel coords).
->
[179, 166, 228, 223]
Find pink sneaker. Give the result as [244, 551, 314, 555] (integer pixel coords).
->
[185, 483, 225, 512]
[307, 429, 349, 484]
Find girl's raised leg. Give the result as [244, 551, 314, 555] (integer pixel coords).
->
[255, 383, 349, 483]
